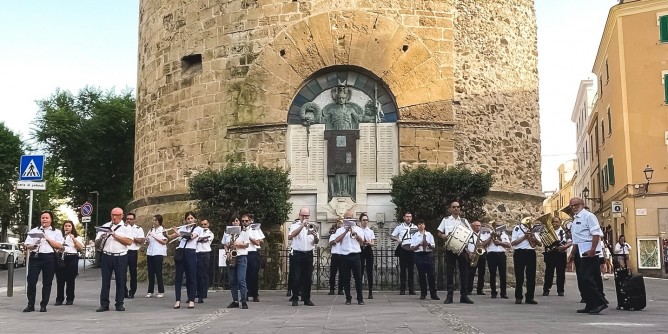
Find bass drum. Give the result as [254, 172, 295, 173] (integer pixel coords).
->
[445, 224, 473, 255]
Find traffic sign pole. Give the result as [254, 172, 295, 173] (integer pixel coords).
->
[25, 189, 33, 291]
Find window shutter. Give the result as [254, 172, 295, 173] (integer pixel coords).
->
[664, 73, 668, 104]
[661, 15, 668, 42]
[608, 157, 615, 185]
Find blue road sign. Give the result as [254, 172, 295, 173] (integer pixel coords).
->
[81, 202, 94, 217]
[19, 155, 45, 181]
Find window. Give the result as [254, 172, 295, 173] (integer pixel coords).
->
[660, 15, 668, 43]
[608, 157, 615, 185]
[663, 71, 668, 104]
[607, 107, 612, 135]
[601, 121, 605, 144]
[599, 75, 603, 96]
[605, 58, 609, 83]
[601, 166, 609, 192]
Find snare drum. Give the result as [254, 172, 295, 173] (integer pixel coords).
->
[444, 224, 473, 255]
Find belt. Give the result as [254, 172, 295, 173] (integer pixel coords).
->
[293, 250, 313, 254]
[64, 253, 79, 255]
[103, 251, 127, 256]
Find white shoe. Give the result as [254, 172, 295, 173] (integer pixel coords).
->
[157, 293, 164, 298]
[145, 293, 152, 298]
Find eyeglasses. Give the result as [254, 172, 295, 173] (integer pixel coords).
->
[570, 203, 582, 208]
[300, 214, 310, 217]
[451, 206, 460, 208]
[241, 220, 250, 222]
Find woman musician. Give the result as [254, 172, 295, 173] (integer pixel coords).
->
[55, 220, 83, 306]
[145, 214, 168, 298]
[165, 211, 202, 309]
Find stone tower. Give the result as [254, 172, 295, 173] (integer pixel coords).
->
[131, 0, 543, 229]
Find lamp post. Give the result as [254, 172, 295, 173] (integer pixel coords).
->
[581, 186, 602, 207]
[643, 164, 654, 192]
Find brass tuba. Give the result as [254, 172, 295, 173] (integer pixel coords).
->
[537, 213, 560, 251]
[560, 206, 574, 239]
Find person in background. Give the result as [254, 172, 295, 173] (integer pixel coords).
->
[55, 220, 83, 306]
[124, 212, 144, 299]
[145, 214, 167, 298]
[391, 211, 416, 295]
[613, 235, 631, 268]
[245, 214, 265, 302]
[196, 219, 214, 303]
[328, 217, 344, 296]
[359, 213, 375, 299]
[410, 219, 439, 300]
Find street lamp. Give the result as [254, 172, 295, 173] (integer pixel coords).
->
[581, 186, 602, 205]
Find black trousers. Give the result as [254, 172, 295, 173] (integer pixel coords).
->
[397, 247, 415, 292]
[467, 254, 487, 293]
[246, 251, 261, 298]
[124, 250, 138, 297]
[146, 255, 164, 294]
[513, 249, 536, 301]
[290, 250, 313, 302]
[100, 254, 128, 308]
[26, 253, 56, 307]
[414, 252, 437, 297]
[340, 253, 363, 301]
[577, 255, 607, 309]
[55, 254, 79, 303]
[487, 252, 507, 297]
[360, 246, 374, 293]
[329, 253, 343, 292]
[445, 250, 468, 296]
[543, 251, 567, 294]
[196, 252, 211, 299]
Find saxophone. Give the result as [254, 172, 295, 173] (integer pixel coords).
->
[470, 232, 486, 267]
[227, 233, 239, 268]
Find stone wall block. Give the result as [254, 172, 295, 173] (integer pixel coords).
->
[398, 127, 416, 146]
[399, 146, 419, 163]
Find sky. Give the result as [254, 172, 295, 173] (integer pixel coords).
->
[0, 0, 618, 193]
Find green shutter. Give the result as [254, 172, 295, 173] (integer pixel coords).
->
[661, 16, 668, 42]
[608, 157, 615, 185]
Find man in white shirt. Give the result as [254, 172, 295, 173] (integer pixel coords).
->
[542, 216, 572, 297]
[288, 208, 319, 306]
[95, 207, 134, 312]
[359, 213, 375, 299]
[196, 219, 214, 303]
[486, 222, 511, 299]
[437, 202, 474, 304]
[332, 218, 365, 305]
[467, 221, 491, 296]
[328, 218, 344, 296]
[391, 211, 416, 295]
[510, 217, 543, 305]
[410, 219, 439, 300]
[244, 214, 265, 302]
[124, 212, 144, 299]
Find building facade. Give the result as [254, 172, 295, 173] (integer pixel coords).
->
[543, 160, 576, 220]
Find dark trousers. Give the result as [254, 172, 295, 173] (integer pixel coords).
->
[26, 253, 56, 307]
[246, 251, 260, 298]
[55, 254, 79, 303]
[288, 253, 297, 296]
[543, 251, 567, 294]
[196, 252, 211, 299]
[329, 253, 343, 293]
[100, 254, 128, 308]
[124, 250, 138, 297]
[398, 247, 415, 292]
[146, 255, 165, 294]
[290, 250, 313, 302]
[513, 249, 536, 301]
[174, 248, 197, 302]
[577, 255, 607, 309]
[467, 254, 487, 293]
[340, 253, 363, 301]
[414, 252, 437, 297]
[360, 246, 374, 293]
[445, 250, 468, 296]
[487, 252, 507, 297]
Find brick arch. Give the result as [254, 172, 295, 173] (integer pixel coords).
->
[233, 10, 452, 126]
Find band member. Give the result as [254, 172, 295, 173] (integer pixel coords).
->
[288, 208, 319, 306]
[245, 214, 265, 302]
[410, 219, 439, 300]
[223, 214, 250, 309]
[391, 211, 416, 295]
[55, 220, 83, 306]
[567, 197, 607, 314]
[359, 213, 375, 299]
[145, 214, 167, 298]
[328, 218, 344, 296]
[543, 216, 572, 296]
[95, 207, 133, 312]
[467, 221, 491, 295]
[486, 222, 511, 299]
[166, 211, 203, 309]
[511, 217, 543, 305]
[196, 219, 214, 303]
[332, 217, 365, 305]
[613, 235, 631, 268]
[23, 211, 64, 312]
[124, 212, 144, 299]
[437, 202, 474, 304]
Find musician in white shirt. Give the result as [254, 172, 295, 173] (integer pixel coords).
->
[244, 214, 265, 302]
[542, 216, 572, 297]
[196, 219, 214, 303]
[332, 218, 365, 305]
[223, 214, 250, 309]
[410, 219, 439, 300]
[124, 212, 144, 299]
[145, 214, 167, 298]
[328, 218, 344, 296]
[165, 211, 203, 310]
[359, 213, 376, 299]
[486, 222, 511, 299]
[95, 207, 134, 312]
[510, 217, 543, 305]
[288, 208, 319, 306]
[23, 210, 64, 313]
[390, 211, 416, 295]
[436, 202, 474, 304]
[55, 220, 83, 306]
[467, 221, 491, 295]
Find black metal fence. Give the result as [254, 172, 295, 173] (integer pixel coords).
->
[210, 247, 459, 291]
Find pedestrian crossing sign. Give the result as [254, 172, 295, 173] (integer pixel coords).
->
[19, 155, 45, 181]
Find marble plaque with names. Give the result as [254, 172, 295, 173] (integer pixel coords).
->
[288, 125, 325, 186]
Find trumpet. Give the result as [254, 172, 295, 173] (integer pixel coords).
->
[520, 217, 540, 248]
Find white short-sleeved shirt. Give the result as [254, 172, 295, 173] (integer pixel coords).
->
[25, 226, 64, 253]
[146, 226, 167, 256]
[391, 222, 417, 246]
[248, 228, 265, 252]
[614, 242, 631, 255]
[196, 228, 214, 253]
[329, 233, 341, 254]
[360, 227, 375, 245]
[127, 224, 145, 251]
[333, 226, 363, 255]
[511, 224, 541, 250]
[177, 225, 204, 250]
[95, 222, 133, 254]
[410, 231, 435, 252]
[486, 232, 511, 253]
[61, 234, 82, 254]
[467, 231, 490, 253]
[222, 229, 251, 256]
[437, 216, 471, 236]
[570, 209, 604, 254]
[289, 220, 317, 252]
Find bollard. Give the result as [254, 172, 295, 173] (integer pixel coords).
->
[7, 253, 15, 297]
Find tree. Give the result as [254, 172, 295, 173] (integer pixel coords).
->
[0, 123, 24, 241]
[32, 87, 135, 238]
[390, 165, 494, 231]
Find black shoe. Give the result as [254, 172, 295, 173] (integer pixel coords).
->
[576, 308, 592, 313]
[198, 298, 204, 304]
[408, 291, 416, 295]
[286, 291, 292, 297]
[54, 301, 63, 306]
[291, 300, 298, 306]
[345, 299, 352, 305]
[500, 295, 509, 299]
[115, 306, 126, 311]
[65, 301, 73, 305]
[515, 299, 522, 304]
[338, 291, 344, 295]
[368, 293, 373, 299]
[358, 300, 365, 305]
[542, 291, 549, 296]
[304, 300, 315, 306]
[128, 294, 135, 299]
[588, 304, 608, 314]
[525, 300, 538, 305]
[22, 305, 34, 312]
[431, 295, 440, 300]
[558, 292, 564, 297]
[227, 301, 239, 308]
[476, 291, 486, 295]
[460, 296, 474, 304]
[253, 297, 259, 302]
[491, 295, 497, 299]
[420, 295, 426, 300]
[96, 306, 109, 312]
[444, 296, 453, 304]
[399, 291, 406, 295]
[241, 302, 248, 309]
[328, 290, 335, 295]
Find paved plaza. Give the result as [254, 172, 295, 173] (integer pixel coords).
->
[1, 264, 667, 333]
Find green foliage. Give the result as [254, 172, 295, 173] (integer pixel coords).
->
[32, 87, 135, 238]
[390, 165, 493, 231]
[0, 123, 24, 241]
[189, 165, 292, 238]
